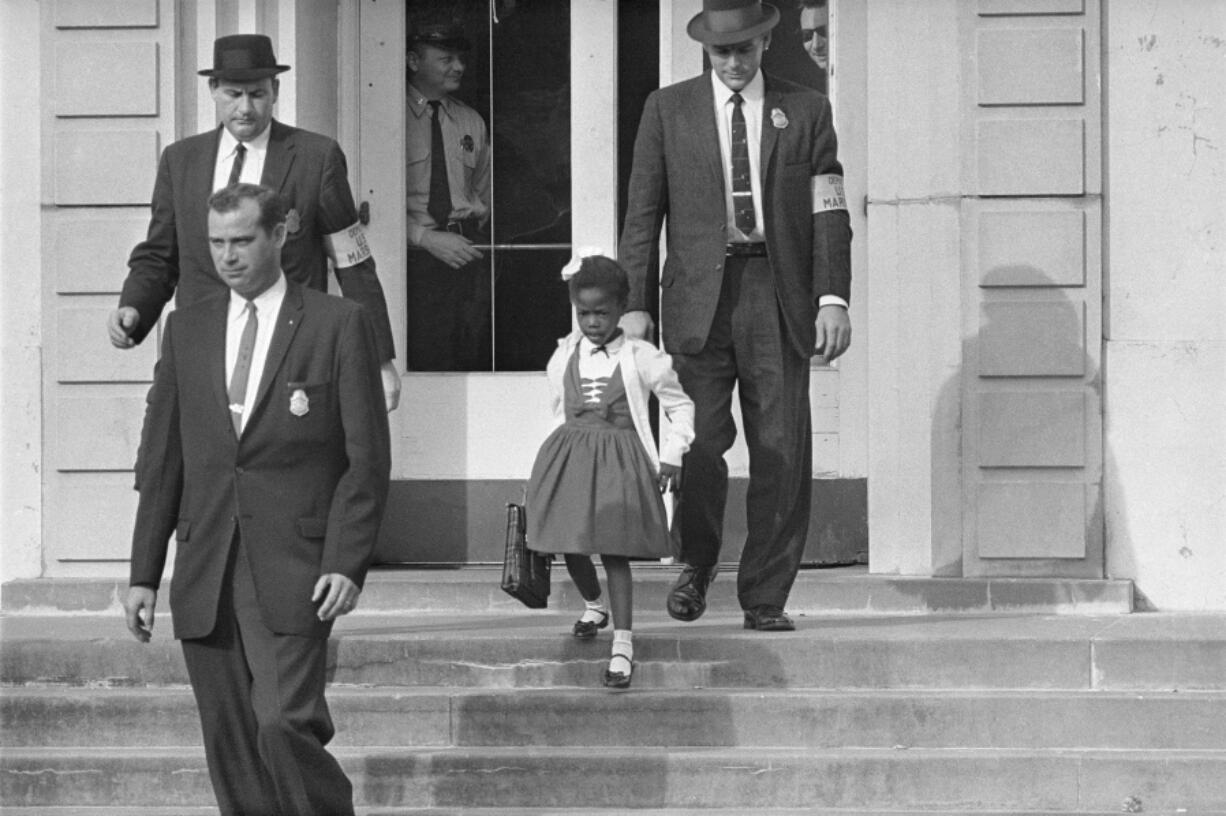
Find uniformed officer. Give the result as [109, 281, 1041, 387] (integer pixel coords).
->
[405, 22, 492, 371]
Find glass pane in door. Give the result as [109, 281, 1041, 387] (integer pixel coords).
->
[405, 0, 571, 372]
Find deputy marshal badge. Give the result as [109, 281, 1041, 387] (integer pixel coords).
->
[285, 209, 302, 235]
[771, 108, 789, 129]
[461, 135, 474, 153]
[289, 388, 309, 417]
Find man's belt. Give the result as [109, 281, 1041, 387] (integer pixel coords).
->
[726, 242, 768, 257]
[442, 218, 482, 240]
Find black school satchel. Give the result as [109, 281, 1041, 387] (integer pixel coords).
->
[500, 503, 551, 608]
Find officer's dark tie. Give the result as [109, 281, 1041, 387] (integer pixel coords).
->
[228, 301, 258, 437]
[427, 100, 453, 228]
[227, 143, 247, 187]
[730, 93, 756, 236]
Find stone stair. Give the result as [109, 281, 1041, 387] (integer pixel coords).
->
[4, 570, 1226, 814]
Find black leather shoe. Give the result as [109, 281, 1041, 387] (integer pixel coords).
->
[743, 606, 795, 631]
[667, 564, 719, 622]
[572, 610, 609, 639]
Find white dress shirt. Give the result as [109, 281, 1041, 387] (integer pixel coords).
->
[213, 125, 271, 192]
[711, 70, 767, 243]
[226, 273, 286, 434]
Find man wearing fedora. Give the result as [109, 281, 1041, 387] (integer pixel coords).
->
[404, 21, 492, 371]
[619, 0, 853, 631]
[108, 34, 401, 411]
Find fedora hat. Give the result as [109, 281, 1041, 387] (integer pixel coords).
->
[198, 34, 290, 81]
[688, 0, 780, 46]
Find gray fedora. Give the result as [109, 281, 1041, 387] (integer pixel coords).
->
[687, 0, 780, 46]
[198, 34, 290, 81]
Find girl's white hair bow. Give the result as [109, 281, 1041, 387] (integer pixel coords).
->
[560, 246, 605, 281]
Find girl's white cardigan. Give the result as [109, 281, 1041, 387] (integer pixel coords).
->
[544, 331, 695, 472]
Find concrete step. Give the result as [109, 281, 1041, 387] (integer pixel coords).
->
[3, 746, 1225, 810]
[4, 611, 1223, 691]
[4, 686, 1225, 751]
[0, 803, 1172, 808]
[0, 568, 1135, 616]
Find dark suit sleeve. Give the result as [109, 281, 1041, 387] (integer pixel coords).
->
[809, 95, 853, 304]
[322, 306, 391, 587]
[129, 314, 184, 589]
[618, 91, 668, 315]
[315, 142, 397, 362]
[121, 150, 181, 345]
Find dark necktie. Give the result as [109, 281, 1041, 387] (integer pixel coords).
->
[591, 344, 610, 357]
[228, 301, 258, 437]
[427, 101, 453, 228]
[730, 93, 756, 236]
[227, 143, 247, 187]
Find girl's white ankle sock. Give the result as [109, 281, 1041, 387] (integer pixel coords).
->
[610, 630, 633, 673]
[579, 598, 608, 624]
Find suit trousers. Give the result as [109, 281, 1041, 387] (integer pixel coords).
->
[406, 246, 492, 371]
[671, 255, 813, 610]
[180, 531, 354, 816]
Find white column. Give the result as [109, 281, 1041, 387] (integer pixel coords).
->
[864, 0, 964, 576]
[0, 0, 44, 579]
[571, 0, 619, 253]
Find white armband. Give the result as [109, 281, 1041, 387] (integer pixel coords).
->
[323, 221, 373, 268]
[811, 174, 847, 214]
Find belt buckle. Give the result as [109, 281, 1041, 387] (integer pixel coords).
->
[445, 221, 463, 235]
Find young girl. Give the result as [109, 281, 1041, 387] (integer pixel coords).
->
[525, 251, 694, 689]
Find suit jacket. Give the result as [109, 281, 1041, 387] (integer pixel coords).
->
[122, 121, 396, 362]
[129, 280, 391, 640]
[618, 72, 852, 358]
[544, 332, 695, 470]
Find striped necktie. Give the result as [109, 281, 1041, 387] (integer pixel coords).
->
[730, 93, 756, 236]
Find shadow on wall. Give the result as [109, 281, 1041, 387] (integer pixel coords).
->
[927, 264, 1117, 590]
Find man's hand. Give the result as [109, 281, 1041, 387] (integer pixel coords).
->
[107, 307, 140, 349]
[657, 462, 683, 494]
[419, 230, 483, 269]
[380, 361, 401, 412]
[814, 304, 851, 365]
[124, 586, 157, 643]
[620, 310, 655, 342]
[312, 573, 360, 622]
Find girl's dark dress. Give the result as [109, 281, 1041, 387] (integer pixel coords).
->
[526, 348, 674, 558]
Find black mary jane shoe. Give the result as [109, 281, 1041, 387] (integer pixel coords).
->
[572, 610, 610, 639]
[743, 605, 796, 631]
[602, 655, 633, 689]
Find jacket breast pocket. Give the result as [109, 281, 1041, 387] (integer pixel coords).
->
[283, 381, 333, 437]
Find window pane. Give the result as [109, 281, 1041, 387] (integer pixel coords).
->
[405, 0, 571, 372]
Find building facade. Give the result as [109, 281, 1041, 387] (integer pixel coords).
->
[1, 0, 1222, 609]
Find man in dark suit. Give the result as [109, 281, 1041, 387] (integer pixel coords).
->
[618, 0, 852, 631]
[108, 34, 401, 411]
[123, 183, 391, 816]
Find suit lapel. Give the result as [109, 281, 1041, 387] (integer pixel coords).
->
[248, 280, 304, 427]
[203, 295, 232, 432]
[190, 129, 224, 255]
[760, 76, 783, 190]
[261, 120, 296, 194]
[687, 76, 725, 195]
